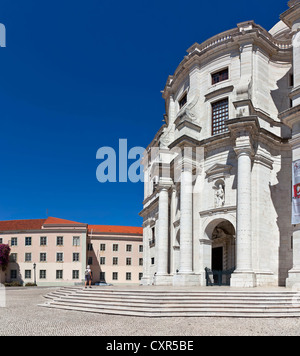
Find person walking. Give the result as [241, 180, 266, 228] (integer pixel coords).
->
[84, 265, 92, 289]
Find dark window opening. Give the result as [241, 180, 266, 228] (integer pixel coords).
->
[179, 94, 187, 109]
[212, 68, 229, 85]
[212, 98, 229, 136]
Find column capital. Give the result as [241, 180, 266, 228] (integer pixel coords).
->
[227, 116, 260, 140]
[234, 145, 254, 158]
[157, 178, 173, 192]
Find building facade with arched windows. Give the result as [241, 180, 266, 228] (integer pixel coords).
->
[140, 1, 300, 288]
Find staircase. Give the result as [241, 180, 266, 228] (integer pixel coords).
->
[39, 287, 300, 318]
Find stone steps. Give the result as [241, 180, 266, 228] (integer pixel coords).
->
[39, 287, 300, 318]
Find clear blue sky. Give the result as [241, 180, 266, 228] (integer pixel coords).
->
[0, 0, 288, 226]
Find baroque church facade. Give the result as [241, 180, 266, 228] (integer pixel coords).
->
[140, 0, 300, 287]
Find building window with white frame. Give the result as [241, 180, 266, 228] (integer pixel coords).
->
[25, 237, 32, 246]
[56, 236, 64, 246]
[100, 243, 106, 251]
[73, 253, 80, 262]
[72, 270, 79, 279]
[40, 236, 47, 246]
[56, 270, 63, 279]
[10, 253, 17, 262]
[56, 252, 63, 262]
[73, 236, 80, 246]
[25, 252, 32, 262]
[40, 270, 46, 279]
[126, 272, 132, 281]
[11, 237, 18, 246]
[113, 244, 118, 252]
[25, 270, 31, 279]
[40, 252, 47, 262]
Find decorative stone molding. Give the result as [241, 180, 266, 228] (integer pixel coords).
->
[205, 163, 232, 183]
[199, 205, 236, 218]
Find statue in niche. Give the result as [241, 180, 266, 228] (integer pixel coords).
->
[215, 184, 225, 208]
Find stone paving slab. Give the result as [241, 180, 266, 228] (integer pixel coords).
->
[2, 287, 300, 336]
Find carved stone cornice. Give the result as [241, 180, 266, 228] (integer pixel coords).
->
[205, 163, 232, 182]
[279, 104, 300, 129]
[281, 2, 300, 29]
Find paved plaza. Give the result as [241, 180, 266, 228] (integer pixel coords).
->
[1, 287, 300, 336]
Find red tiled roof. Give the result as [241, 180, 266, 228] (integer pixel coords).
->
[44, 217, 86, 226]
[88, 225, 143, 235]
[0, 219, 46, 232]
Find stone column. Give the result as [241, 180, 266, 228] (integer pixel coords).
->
[173, 156, 199, 286]
[156, 187, 169, 276]
[179, 169, 193, 274]
[140, 225, 151, 285]
[231, 137, 256, 287]
[154, 185, 173, 285]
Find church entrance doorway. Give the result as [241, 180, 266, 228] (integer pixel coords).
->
[212, 247, 223, 271]
[205, 219, 236, 286]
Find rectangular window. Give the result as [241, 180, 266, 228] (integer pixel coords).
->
[25, 270, 31, 279]
[40, 236, 47, 246]
[40, 253, 47, 262]
[151, 227, 155, 245]
[10, 270, 17, 279]
[57, 236, 64, 246]
[290, 73, 294, 87]
[11, 238, 18, 246]
[25, 237, 32, 246]
[126, 257, 132, 266]
[56, 252, 63, 262]
[139, 258, 143, 266]
[113, 257, 118, 265]
[56, 270, 63, 279]
[126, 272, 132, 281]
[40, 270, 46, 279]
[10, 253, 17, 262]
[0, 238, 2, 244]
[212, 68, 229, 85]
[100, 257, 105, 265]
[25, 253, 32, 262]
[139, 245, 143, 253]
[88, 256, 93, 265]
[212, 98, 229, 136]
[87, 243, 93, 251]
[73, 236, 80, 246]
[72, 270, 79, 279]
[112, 272, 118, 280]
[100, 244, 106, 251]
[73, 253, 80, 262]
[179, 93, 187, 109]
[126, 244, 132, 252]
[113, 244, 118, 252]
[100, 272, 105, 281]
[139, 273, 143, 281]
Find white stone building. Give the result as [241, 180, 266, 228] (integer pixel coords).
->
[140, 1, 300, 288]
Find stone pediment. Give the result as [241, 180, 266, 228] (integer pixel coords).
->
[205, 163, 232, 182]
